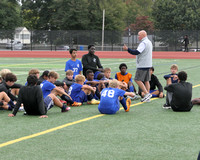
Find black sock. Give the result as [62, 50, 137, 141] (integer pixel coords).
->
[61, 104, 66, 112]
[95, 87, 101, 99]
[87, 94, 93, 101]
[8, 104, 13, 111]
[8, 100, 15, 109]
[61, 94, 74, 104]
[0, 101, 3, 106]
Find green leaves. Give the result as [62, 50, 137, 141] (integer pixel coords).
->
[152, 0, 200, 31]
[0, 0, 21, 30]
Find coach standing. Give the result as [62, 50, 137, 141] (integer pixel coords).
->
[123, 30, 153, 102]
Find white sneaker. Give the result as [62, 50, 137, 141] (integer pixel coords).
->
[141, 93, 152, 102]
[18, 106, 24, 111]
[127, 94, 141, 100]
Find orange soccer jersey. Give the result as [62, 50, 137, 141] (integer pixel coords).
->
[115, 72, 132, 84]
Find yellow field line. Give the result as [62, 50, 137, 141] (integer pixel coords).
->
[0, 100, 148, 148]
[0, 83, 199, 148]
[0, 114, 104, 148]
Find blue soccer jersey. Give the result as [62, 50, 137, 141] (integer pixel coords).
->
[40, 80, 56, 99]
[68, 83, 87, 103]
[65, 59, 83, 78]
[98, 87, 126, 114]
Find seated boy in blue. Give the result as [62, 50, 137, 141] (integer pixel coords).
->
[164, 64, 178, 85]
[40, 71, 81, 107]
[65, 48, 82, 79]
[115, 63, 136, 93]
[98, 79, 135, 114]
[68, 75, 96, 104]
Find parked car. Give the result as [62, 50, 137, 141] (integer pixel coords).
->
[56, 45, 69, 50]
[6, 40, 23, 50]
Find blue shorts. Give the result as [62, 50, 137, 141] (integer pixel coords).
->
[73, 90, 87, 103]
[44, 96, 54, 110]
[98, 101, 120, 114]
[150, 90, 159, 97]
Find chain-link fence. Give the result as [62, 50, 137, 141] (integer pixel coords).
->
[0, 30, 200, 51]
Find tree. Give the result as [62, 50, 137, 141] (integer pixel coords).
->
[127, 16, 154, 33]
[51, 0, 90, 30]
[152, 0, 200, 30]
[0, 0, 22, 39]
[152, 0, 200, 48]
[124, 0, 154, 27]
[21, 0, 54, 30]
[0, 0, 21, 30]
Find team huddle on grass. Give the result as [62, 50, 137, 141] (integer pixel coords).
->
[0, 30, 197, 118]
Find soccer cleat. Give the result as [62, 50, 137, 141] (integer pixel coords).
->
[62, 106, 71, 112]
[71, 102, 82, 107]
[162, 103, 171, 109]
[91, 99, 100, 105]
[141, 93, 152, 102]
[87, 99, 100, 105]
[18, 106, 24, 111]
[125, 98, 131, 112]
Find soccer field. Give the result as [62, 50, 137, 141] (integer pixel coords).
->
[0, 57, 200, 160]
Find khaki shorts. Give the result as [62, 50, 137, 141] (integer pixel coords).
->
[134, 68, 151, 82]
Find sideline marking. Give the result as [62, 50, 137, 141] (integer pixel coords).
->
[1, 83, 199, 148]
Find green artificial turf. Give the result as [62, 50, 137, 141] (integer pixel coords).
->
[0, 58, 200, 160]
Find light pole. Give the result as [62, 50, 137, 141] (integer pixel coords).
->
[101, 9, 105, 51]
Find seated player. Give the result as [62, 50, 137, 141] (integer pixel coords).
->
[0, 69, 12, 82]
[98, 79, 135, 114]
[40, 71, 81, 107]
[37, 70, 49, 85]
[85, 69, 105, 100]
[103, 67, 113, 80]
[8, 75, 70, 118]
[25, 69, 40, 86]
[0, 73, 21, 103]
[163, 71, 193, 111]
[0, 69, 22, 96]
[68, 75, 97, 105]
[115, 63, 139, 100]
[62, 70, 75, 89]
[139, 67, 164, 98]
[164, 64, 178, 85]
[0, 91, 15, 111]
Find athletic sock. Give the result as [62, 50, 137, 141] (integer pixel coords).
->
[120, 97, 127, 110]
[129, 86, 134, 92]
[0, 101, 3, 106]
[87, 94, 93, 101]
[8, 100, 15, 108]
[61, 104, 66, 112]
[61, 94, 74, 105]
[8, 104, 13, 111]
[95, 87, 101, 99]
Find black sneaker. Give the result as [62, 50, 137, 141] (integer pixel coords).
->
[162, 104, 171, 109]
